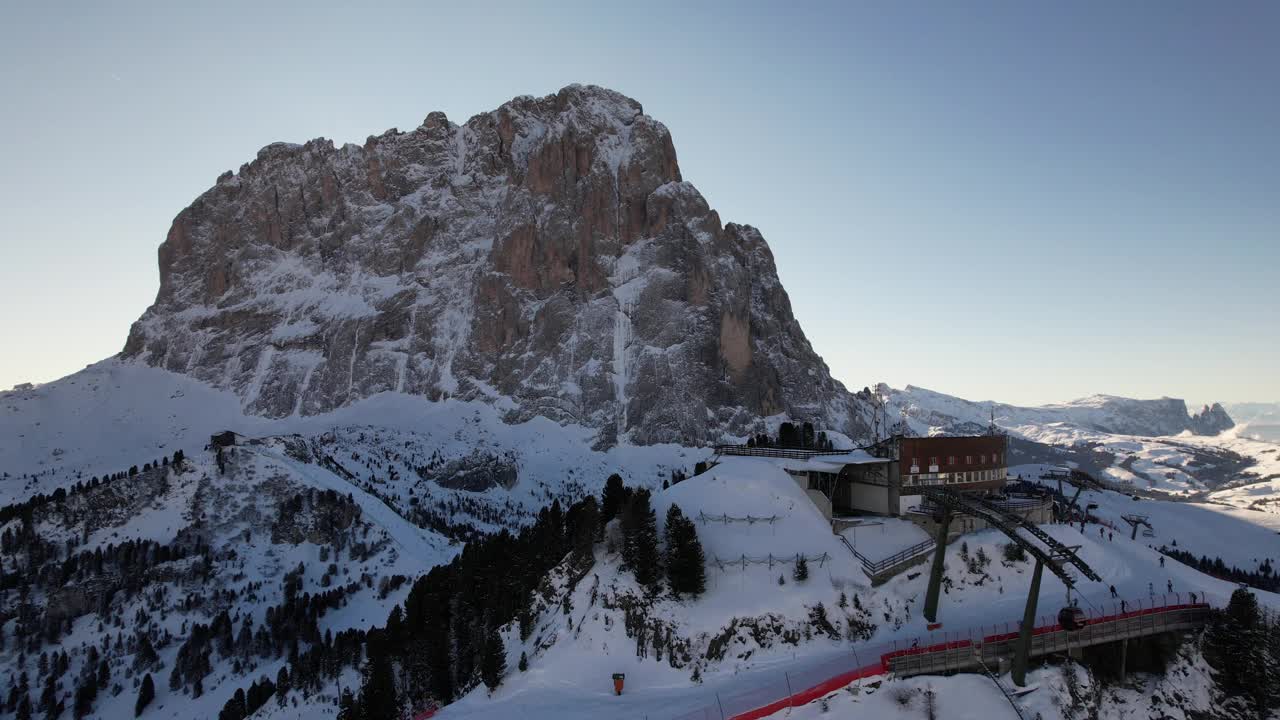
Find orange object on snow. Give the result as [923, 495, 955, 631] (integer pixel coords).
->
[612, 673, 626, 695]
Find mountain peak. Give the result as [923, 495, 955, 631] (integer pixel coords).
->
[121, 87, 870, 446]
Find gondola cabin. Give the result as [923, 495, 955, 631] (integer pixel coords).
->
[1058, 606, 1087, 631]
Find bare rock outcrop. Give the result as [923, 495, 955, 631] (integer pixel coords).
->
[123, 85, 872, 445]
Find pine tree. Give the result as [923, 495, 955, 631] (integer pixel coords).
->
[569, 495, 600, 557]
[518, 651, 528, 672]
[778, 422, 799, 447]
[664, 504, 706, 598]
[601, 474, 627, 524]
[217, 688, 246, 720]
[480, 626, 506, 691]
[275, 667, 290, 707]
[336, 688, 357, 720]
[134, 634, 158, 672]
[518, 604, 535, 642]
[621, 489, 660, 587]
[1204, 588, 1273, 713]
[72, 675, 96, 720]
[356, 630, 397, 720]
[134, 674, 154, 718]
[793, 555, 809, 583]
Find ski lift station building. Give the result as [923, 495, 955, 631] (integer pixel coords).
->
[719, 434, 1011, 519]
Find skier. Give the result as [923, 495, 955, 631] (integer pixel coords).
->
[1120, 599, 1128, 613]
[1109, 585, 1117, 598]
[1109, 532, 1113, 542]
[1167, 579, 1173, 593]
[1148, 582, 1154, 597]
[1159, 556, 1165, 568]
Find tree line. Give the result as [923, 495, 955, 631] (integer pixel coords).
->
[1159, 546, 1278, 593]
[339, 473, 707, 718]
[744, 422, 834, 450]
[0, 450, 186, 527]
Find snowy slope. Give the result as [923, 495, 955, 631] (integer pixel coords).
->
[431, 456, 1280, 720]
[0, 440, 452, 720]
[0, 359, 697, 510]
[876, 383, 1280, 509]
[768, 648, 1221, 720]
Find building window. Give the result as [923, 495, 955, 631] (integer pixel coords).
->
[966, 455, 972, 464]
[980, 454, 986, 464]
[948, 455, 956, 465]
[911, 457, 919, 468]
[930, 456, 938, 466]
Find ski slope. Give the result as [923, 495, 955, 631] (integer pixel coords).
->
[435, 456, 1280, 720]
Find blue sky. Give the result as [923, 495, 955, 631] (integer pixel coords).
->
[1, 1, 1276, 406]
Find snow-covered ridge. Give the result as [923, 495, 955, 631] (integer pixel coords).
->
[0, 359, 694, 508]
[886, 384, 1234, 439]
[872, 383, 1280, 506]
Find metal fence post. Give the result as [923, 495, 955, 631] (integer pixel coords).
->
[784, 671, 794, 706]
[716, 693, 726, 720]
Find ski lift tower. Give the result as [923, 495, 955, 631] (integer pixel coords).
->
[916, 488, 1100, 687]
[1120, 513, 1152, 541]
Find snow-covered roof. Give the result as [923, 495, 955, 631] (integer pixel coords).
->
[777, 449, 888, 473]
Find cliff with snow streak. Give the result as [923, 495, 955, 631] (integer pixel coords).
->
[122, 85, 872, 446]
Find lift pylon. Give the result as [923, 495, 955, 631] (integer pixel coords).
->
[1120, 513, 1152, 541]
[916, 487, 1101, 686]
[922, 507, 952, 624]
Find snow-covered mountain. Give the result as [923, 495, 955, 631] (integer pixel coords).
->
[882, 384, 1234, 438]
[4, 85, 1280, 720]
[120, 84, 872, 447]
[1224, 402, 1280, 444]
[1223, 401, 1280, 424]
[871, 383, 1280, 501]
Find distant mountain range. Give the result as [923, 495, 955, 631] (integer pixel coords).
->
[880, 384, 1235, 439]
[1224, 401, 1280, 424]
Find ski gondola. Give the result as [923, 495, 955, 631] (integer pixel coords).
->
[1058, 605, 1087, 631]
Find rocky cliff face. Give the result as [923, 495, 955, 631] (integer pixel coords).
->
[1189, 402, 1235, 436]
[123, 85, 872, 446]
